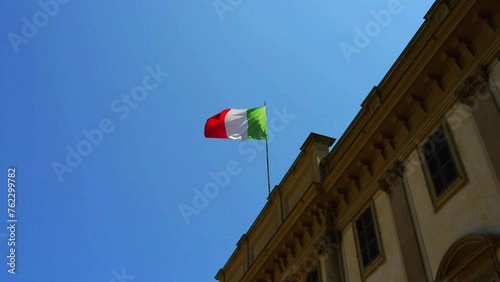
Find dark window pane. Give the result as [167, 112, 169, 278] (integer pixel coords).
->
[432, 174, 446, 196]
[423, 142, 436, 155]
[424, 127, 460, 196]
[368, 240, 380, 259]
[366, 237, 377, 246]
[306, 269, 319, 282]
[436, 146, 452, 163]
[356, 207, 380, 269]
[427, 157, 439, 173]
[362, 210, 372, 223]
[366, 225, 376, 239]
[443, 162, 458, 184]
[361, 249, 370, 267]
[356, 218, 364, 233]
[432, 127, 446, 143]
[359, 234, 367, 251]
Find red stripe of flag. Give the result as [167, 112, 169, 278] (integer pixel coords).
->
[204, 109, 230, 138]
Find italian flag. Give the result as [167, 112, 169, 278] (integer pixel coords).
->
[204, 107, 267, 140]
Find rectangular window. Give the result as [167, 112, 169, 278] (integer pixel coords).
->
[420, 124, 466, 210]
[305, 269, 319, 282]
[355, 206, 381, 269]
[422, 127, 459, 196]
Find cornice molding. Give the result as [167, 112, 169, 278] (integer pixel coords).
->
[378, 160, 405, 196]
[216, 1, 500, 281]
[456, 66, 488, 105]
[240, 182, 323, 281]
[324, 1, 500, 231]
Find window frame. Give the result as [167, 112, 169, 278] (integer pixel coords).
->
[353, 203, 384, 280]
[305, 268, 320, 282]
[418, 121, 468, 212]
[487, 60, 500, 112]
[488, 75, 500, 112]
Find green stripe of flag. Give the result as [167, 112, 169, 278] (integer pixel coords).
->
[246, 107, 267, 140]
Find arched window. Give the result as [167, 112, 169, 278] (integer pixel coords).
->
[436, 235, 500, 282]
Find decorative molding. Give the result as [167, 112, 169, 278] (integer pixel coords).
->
[373, 141, 387, 160]
[285, 241, 296, 258]
[396, 113, 412, 132]
[215, 3, 500, 281]
[381, 132, 397, 150]
[293, 232, 304, 248]
[477, 11, 497, 32]
[435, 235, 500, 282]
[428, 73, 445, 92]
[277, 252, 288, 269]
[313, 237, 328, 256]
[302, 221, 313, 237]
[456, 67, 488, 104]
[360, 159, 374, 176]
[411, 94, 429, 113]
[458, 38, 476, 57]
[446, 50, 463, 70]
[264, 268, 274, 281]
[311, 209, 323, 226]
[348, 175, 361, 191]
[273, 258, 283, 274]
[378, 160, 405, 195]
[340, 193, 349, 206]
[326, 228, 342, 249]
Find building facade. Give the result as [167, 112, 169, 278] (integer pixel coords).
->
[215, 0, 500, 281]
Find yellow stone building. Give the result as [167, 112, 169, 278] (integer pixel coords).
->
[215, 0, 500, 281]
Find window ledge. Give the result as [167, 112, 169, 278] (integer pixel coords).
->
[432, 176, 468, 213]
[360, 255, 385, 281]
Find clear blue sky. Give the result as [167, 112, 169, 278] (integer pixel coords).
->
[0, 0, 434, 281]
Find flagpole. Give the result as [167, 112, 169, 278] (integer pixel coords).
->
[264, 101, 271, 195]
